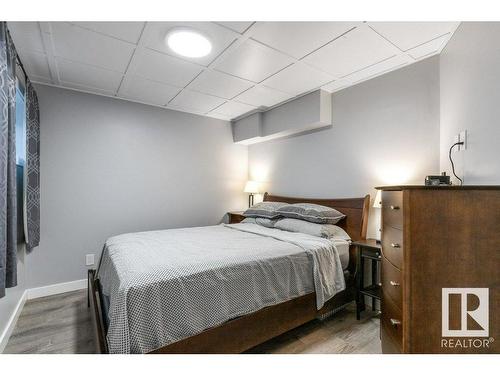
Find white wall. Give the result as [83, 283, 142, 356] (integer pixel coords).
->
[248, 56, 440, 238]
[25, 85, 247, 288]
[440, 22, 500, 184]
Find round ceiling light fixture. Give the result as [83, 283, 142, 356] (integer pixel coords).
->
[166, 28, 212, 58]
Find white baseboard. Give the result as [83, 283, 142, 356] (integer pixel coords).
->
[26, 278, 87, 300]
[0, 278, 87, 353]
[0, 290, 27, 353]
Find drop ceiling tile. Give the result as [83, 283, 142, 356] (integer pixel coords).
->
[234, 85, 292, 108]
[210, 101, 256, 119]
[29, 75, 53, 85]
[17, 50, 51, 79]
[7, 22, 45, 53]
[129, 48, 203, 88]
[51, 22, 135, 73]
[303, 26, 397, 78]
[369, 22, 458, 51]
[205, 112, 232, 121]
[169, 90, 226, 113]
[188, 70, 253, 99]
[71, 22, 145, 44]
[262, 63, 333, 95]
[142, 22, 237, 66]
[250, 22, 357, 59]
[215, 22, 254, 34]
[345, 54, 413, 84]
[322, 54, 415, 93]
[215, 39, 294, 83]
[407, 34, 450, 60]
[321, 78, 352, 93]
[61, 81, 116, 97]
[57, 58, 123, 93]
[118, 75, 180, 106]
[167, 104, 206, 116]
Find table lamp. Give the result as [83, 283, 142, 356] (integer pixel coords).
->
[244, 181, 260, 207]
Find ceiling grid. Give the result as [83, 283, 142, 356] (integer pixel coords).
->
[8, 21, 460, 121]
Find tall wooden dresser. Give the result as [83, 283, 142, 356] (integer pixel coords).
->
[377, 186, 499, 354]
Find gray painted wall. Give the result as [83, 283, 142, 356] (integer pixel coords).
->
[440, 22, 500, 184]
[25, 85, 247, 288]
[248, 56, 441, 238]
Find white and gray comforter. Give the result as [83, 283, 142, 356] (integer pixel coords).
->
[97, 223, 346, 354]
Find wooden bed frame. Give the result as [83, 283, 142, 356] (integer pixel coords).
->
[88, 192, 370, 354]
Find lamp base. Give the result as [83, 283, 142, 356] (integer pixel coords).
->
[248, 194, 254, 208]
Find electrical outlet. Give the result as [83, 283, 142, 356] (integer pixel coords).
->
[86, 254, 95, 266]
[459, 130, 467, 150]
[454, 134, 460, 152]
[454, 131, 467, 151]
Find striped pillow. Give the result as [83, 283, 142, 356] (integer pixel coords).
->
[276, 203, 346, 224]
[243, 201, 288, 219]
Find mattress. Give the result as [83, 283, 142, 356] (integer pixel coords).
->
[333, 238, 350, 270]
[97, 223, 346, 353]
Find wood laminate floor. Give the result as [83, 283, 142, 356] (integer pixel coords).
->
[4, 290, 381, 354]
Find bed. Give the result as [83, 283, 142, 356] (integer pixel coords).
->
[88, 192, 370, 354]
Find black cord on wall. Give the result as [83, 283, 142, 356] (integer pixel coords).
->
[449, 141, 465, 186]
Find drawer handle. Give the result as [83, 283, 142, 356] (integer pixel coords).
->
[390, 243, 401, 248]
[390, 318, 401, 326]
[390, 205, 400, 210]
[390, 281, 400, 286]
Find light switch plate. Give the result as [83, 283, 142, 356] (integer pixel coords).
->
[86, 254, 95, 266]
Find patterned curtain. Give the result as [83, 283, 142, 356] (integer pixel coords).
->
[0, 22, 18, 298]
[25, 78, 40, 251]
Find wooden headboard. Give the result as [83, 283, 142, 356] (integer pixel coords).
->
[263, 192, 370, 242]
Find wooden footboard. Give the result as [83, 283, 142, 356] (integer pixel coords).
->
[87, 269, 355, 354]
[151, 285, 354, 354]
[152, 293, 318, 354]
[88, 269, 108, 353]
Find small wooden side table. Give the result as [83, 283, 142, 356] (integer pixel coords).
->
[353, 239, 382, 320]
[227, 211, 245, 224]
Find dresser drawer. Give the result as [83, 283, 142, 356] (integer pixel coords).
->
[381, 292, 403, 351]
[382, 191, 403, 230]
[381, 225, 404, 269]
[381, 256, 403, 309]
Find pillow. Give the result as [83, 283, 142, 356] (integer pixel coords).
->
[275, 218, 351, 240]
[276, 203, 346, 224]
[243, 201, 288, 219]
[241, 217, 277, 228]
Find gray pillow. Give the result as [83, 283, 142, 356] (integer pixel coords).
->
[276, 203, 346, 224]
[243, 201, 288, 219]
[275, 218, 351, 239]
[241, 217, 277, 228]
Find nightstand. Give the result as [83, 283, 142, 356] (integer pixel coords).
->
[227, 211, 245, 224]
[353, 239, 382, 320]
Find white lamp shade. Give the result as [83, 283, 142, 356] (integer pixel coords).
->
[244, 181, 260, 194]
[373, 190, 382, 208]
